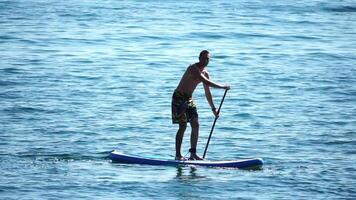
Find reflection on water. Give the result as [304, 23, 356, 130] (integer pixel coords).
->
[176, 166, 206, 180]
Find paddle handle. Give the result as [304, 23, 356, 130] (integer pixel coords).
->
[203, 89, 228, 159]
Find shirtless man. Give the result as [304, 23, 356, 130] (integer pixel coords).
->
[171, 50, 230, 160]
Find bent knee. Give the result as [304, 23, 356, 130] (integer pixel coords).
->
[179, 122, 187, 130]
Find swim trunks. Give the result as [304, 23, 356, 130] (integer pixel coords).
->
[171, 90, 198, 124]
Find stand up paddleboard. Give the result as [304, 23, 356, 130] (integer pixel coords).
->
[109, 150, 263, 169]
[110, 90, 264, 169]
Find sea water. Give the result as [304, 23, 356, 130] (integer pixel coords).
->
[0, 0, 355, 199]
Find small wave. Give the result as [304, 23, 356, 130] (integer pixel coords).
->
[1, 67, 23, 74]
[233, 113, 252, 118]
[289, 35, 320, 40]
[0, 80, 19, 86]
[186, 32, 227, 39]
[324, 140, 356, 145]
[16, 151, 110, 162]
[220, 126, 243, 132]
[2, 106, 46, 114]
[18, 39, 38, 45]
[324, 5, 356, 13]
[233, 32, 280, 39]
[345, 150, 356, 155]
[59, 12, 99, 18]
[0, 35, 19, 41]
[213, 55, 231, 59]
[18, 153, 77, 161]
[295, 20, 320, 25]
[72, 59, 94, 64]
[238, 98, 262, 103]
[308, 52, 351, 60]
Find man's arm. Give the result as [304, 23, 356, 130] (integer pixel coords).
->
[191, 65, 225, 89]
[203, 72, 220, 117]
[203, 72, 216, 109]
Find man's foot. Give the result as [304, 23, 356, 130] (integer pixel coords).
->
[188, 148, 203, 160]
[175, 156, 187, 161]
[189, 154, 203, 160]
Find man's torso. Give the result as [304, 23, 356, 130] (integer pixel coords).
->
[176, 63, 206, 96]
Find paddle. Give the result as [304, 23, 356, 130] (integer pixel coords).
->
[203, 89, 228, 159]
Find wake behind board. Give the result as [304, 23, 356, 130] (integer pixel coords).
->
[109, 150, 263, 169]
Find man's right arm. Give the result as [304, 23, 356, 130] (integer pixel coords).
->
[191, 66, 229, 89]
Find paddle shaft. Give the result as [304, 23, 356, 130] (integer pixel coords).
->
[203, 89, 228, 159]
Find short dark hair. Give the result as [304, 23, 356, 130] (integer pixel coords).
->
[199, 50, 209, 58]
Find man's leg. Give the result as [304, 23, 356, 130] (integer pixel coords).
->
[189, 117, 203, 160]
[175, 122, 187, 160]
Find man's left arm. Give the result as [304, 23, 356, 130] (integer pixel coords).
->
[203, 72, 218, 116]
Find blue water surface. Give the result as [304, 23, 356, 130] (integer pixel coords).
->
[1, 0, 355, 199]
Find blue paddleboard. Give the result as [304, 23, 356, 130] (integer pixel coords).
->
[109, 150, 263, 169]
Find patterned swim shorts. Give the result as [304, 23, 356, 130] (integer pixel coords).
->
[171, 90, 198, 124]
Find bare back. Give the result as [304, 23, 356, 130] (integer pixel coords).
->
[176, 63, 206, 96]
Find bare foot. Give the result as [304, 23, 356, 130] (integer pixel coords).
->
[175, 156, 187, 161]
[189, 154, 203, 160]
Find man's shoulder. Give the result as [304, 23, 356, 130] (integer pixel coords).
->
[188, 63, 198, 68]
[187, 63, 198, 72]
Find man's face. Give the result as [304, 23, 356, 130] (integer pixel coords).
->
[200, 53, 210, 67]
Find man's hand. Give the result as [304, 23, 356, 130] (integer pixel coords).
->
[212, 108, 219, 118]
[223, 85, 231, 90]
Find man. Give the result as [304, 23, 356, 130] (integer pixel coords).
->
[172, 50, 230, 160]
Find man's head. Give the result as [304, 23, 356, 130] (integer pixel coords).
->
[199, 50, 210, 67]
